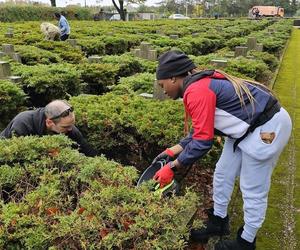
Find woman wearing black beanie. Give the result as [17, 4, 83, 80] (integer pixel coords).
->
[152, 50, 292, 250]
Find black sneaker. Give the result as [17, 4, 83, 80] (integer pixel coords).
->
[190, 208, 230, 243]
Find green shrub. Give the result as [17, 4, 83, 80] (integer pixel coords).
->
[0, 5, 92, 22]
[77, 38, 105, 56]
[249, 51, 279, 72]
[12, 64, 83, 106]
[187, 37, 222, 55]
[71, 93, 222, 168]
[225, 37, 247, 50]
[0, 135, 199, 249]
[261, 38, 285, 55]
[70, 93, 184, 165]
[226, 58, 272, 84]
[101, 36, 128, 55]
[77, 63, 119, 94]
[35, 41, 86, 64]
[101, 53, 143, 77]
[15, 45, 61, 65]
[0, 80, 27, 129]
[113, 73, 155, 95]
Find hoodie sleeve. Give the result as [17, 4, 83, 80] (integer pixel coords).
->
[59, 17, 68, 33]
[179, 129, 194, 149]
[177, 78, 216, 166]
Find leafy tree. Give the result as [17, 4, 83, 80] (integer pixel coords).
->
[112, 0, 146, 20]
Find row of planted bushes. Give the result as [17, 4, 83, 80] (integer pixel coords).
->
[0, 135, 199, 249]
[0, 80, 222, 167]
[69, 93, 223, 168]
[9, 53, 155, 106]
[0, 5, 92, 22]
[0, 19, 291, 59]
[7, 50, 274, 108]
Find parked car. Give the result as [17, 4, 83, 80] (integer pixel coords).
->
[109, 14, 121, 21]
[168, 14, 190, 20]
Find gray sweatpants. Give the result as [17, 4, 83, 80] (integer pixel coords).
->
[213, 108, 292, 243]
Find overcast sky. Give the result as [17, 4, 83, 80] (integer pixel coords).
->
[26, 0, 160, 7]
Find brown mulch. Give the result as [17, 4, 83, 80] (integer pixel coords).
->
[177, 164, 215, 250]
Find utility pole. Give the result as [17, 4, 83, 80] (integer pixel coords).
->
[185, 0, 189, 17]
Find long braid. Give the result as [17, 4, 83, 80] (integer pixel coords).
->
[183, 69, 273, 135]
[215, 69, 274, 108]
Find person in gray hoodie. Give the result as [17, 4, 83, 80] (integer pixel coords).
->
[1, 100, 97, 157]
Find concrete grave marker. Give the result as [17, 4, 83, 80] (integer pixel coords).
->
[169, 34, 179, 40]
[1, 44, 22, 63]
[67, 39, 77, 47]
[0, 61, 21, 83]
[235, 46, 248, 57]
[247, 37, 257, 51]
[88, 55, 102, 63]
[255, 44, 263, 52]
[210, 59, 228, 68]
[5, 27, 14, 38]
[132, 42, 157, 61]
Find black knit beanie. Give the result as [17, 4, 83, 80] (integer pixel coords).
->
[156, 50, 197, 80]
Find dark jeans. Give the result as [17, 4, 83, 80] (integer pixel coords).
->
[61, 34, 69, 41]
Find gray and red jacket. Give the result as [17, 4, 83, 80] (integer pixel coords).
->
[177, 70, 278, 166]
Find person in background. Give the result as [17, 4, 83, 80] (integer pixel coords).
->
[54, 12, 70, 41]
[151, 50, 292, 250]
[0, 100, 98, 157]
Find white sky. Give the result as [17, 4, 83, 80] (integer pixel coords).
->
[19, 0, 160, 7]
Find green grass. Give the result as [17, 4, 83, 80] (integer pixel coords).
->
[258, 28, 300, 250]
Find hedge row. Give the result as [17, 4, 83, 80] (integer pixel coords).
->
[69, 93, 223, 168]
[0, 135, 199, 249]
[0, 5, 92, 22]
[8, 50, 276, 108]
[0, 80, 26, 130]
[0, 19, 283, 59]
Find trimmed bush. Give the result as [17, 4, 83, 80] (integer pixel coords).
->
[101, 53, 144, 77]
[113, 73, 155, 95]
[0, 80, 27, 130]
[77, 38, 105, 56]
[77, 63, 119, 94]
[226, 58, 272, 84]
[249, 51, 279, 72]
[0, 135, 198, 249]
[70, 93, 184, 166]
[0, 5, 92, 22]
[12, 64, 82, 107]
[35, 41, 86, 64]
[101, 36, 128, 55]
[15, 45, 61, 65]
[71, 93, 222, 168]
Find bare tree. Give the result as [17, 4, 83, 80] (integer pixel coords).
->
[112, 0, 146, 20]
[50, 0, 56, 7]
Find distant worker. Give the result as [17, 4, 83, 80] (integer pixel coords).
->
[252, 7, 260, 19]
[0, 100, 98, 157]
[40, 22, 60, 41]
[54, 12, 70, 41]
